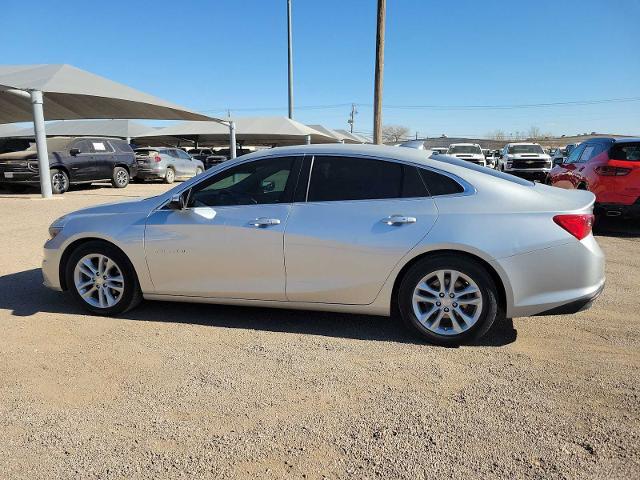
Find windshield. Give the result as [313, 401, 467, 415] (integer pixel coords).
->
[448, 145, 481, 154]
[507, 144, 544, 154]
[27, 138, 71, 152]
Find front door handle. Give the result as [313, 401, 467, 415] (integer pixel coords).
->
[250, 217, 281, 228]
[383, 215, 417, 225]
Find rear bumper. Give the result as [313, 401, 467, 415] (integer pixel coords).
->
[135, 168, 166, 179]
[494, 235, 605, 318]
[596, 201, 640, 218]
[534, 282, 604, 316]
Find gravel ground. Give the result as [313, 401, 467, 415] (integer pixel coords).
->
[0, 183, 638, 479]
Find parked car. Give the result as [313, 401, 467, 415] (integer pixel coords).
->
[431, 147, 449, 155]
[0, 136, 136, 194]
[203, 154, 227, 170]
[446, 143, 486, 166]
[188, 148, 214, 161]
[497, 143, 552, 181]
[482, 149, 496, 168]
[550, 147, 569, 167]
[134, 147, 204, 183]
[548, 138, 640, 218]
[43, 144, 604, 346]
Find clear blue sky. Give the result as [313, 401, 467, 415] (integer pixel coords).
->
[1, 0, 638, 138]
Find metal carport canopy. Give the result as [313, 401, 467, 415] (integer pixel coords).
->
[306, 124, 360, 144]
[135, 117, 338, 146]
[2, 119, 155, 141]
[0, 64, 227, 197]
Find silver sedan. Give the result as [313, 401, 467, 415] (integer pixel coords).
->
[43, 144, 605, 345]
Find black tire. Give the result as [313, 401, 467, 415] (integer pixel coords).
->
[397, 254, 501, 346]
[111, 166, 130, 188]
[164, 167, 175, 184]
[50, 168, 69, 194]
[65, 240, 143, 316]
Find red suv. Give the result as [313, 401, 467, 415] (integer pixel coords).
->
[548, 138, 640, 218]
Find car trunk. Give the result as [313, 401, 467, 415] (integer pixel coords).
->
[135, 149, 159, 167]
[607, 142, 640, 200]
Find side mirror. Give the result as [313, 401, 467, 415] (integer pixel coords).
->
[70, 148, 81, 156]
[168, 192, 188, 210]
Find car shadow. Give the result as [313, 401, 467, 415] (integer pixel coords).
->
[0, 268, 517, 347]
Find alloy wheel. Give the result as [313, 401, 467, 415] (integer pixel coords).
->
[411, 269, 483, 336]
[52, 172, 68, 192]
[73, 254, 124, 308]
[115, 169, 128, 186]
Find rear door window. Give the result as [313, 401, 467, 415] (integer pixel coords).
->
[89, 140, 113, 153]
[565, 144, 585, 164]
[418, 168, 465, 196]
[307, 156, 404, 202]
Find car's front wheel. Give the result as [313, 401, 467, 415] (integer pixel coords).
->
[65, 241, 142, 315]
[398, 254, 500, 345]
[111, 166, 130, 188]
[50, 168, 69, 194]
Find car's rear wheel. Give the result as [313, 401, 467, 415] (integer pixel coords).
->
[164, 167, 175, 184]
[65, 241, 142, 315]
[50, 169, 69, 194]
[111, 166, 130, 188]
[398, 254, 500, 345]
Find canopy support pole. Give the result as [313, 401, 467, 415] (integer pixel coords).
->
[229, 121, 237, 159]
[305, 134, 311, 145]
[30, 91, 53, 198]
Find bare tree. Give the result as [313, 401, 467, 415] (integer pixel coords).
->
[528, 126, 542, 140]
[382, 125, 411, 143]
[488, 129, 506, 141]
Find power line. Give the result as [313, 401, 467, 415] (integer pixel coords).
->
[197, 96, 640, 114]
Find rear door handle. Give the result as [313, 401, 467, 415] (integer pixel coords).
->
[250, 217, 281, 227]
[383, 215, 417, 225]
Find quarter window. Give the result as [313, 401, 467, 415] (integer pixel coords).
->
[418, 168, 465, 196]
[188, 156, 297, 207]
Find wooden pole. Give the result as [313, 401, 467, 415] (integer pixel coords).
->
[373, 0, 386, 144]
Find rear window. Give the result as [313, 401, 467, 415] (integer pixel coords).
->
[508, 144, 544, 154]
[431, 154, 534, 186]
[610, 142, 640, 161]
[448, 145, 482, 154]
[135, 149, 158, 156]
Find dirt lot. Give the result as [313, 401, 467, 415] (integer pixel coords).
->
[0, 183, 638, 479]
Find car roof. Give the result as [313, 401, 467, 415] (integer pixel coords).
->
[449, 143, 480, 146]
[506, 142, 540, 146]
[582, 137, 640, 144]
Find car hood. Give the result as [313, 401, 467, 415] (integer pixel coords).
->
[0, 150, 38, 161]
[66, 196, 162, 217]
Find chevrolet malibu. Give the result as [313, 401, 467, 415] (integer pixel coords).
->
[43, 144, 605, 345]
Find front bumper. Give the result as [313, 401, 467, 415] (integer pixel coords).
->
[42, 243, 63, 291]
[0, 171, 40, 183]
[504, 169, 550, 181]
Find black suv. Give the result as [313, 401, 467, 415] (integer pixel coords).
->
[0, 136, 137, 194]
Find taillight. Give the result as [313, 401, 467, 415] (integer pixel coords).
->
[154, 155, 162, 162]
[595, 166, 631, 176]
[553, 214, 594, 240]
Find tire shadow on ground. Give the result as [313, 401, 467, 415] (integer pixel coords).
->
[0, 268, 517, 348]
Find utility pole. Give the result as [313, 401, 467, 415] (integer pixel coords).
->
[348, 103, 357, 133]
[287, 0, 294, 119]
[373, 0, 386, 144]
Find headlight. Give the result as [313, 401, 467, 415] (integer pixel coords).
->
[48, 215, 68, 240]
